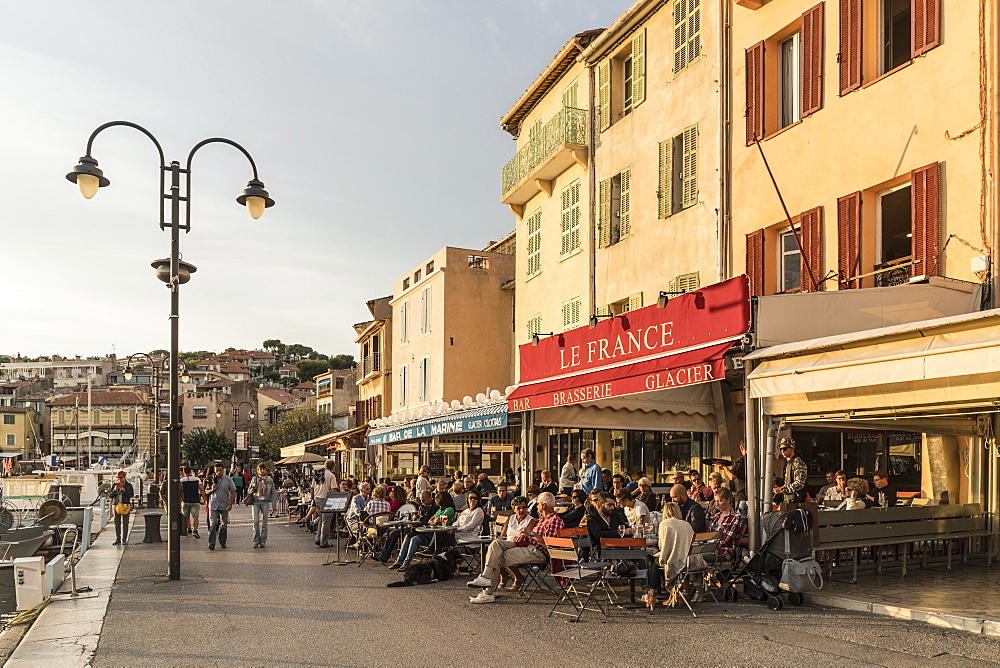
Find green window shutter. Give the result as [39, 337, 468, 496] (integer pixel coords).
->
[598, 60, 611, 131]
[598, 178, 611, 248]
[658, 140, 673, 218]
[562, 79, 579, 109]
[619, 168, 631, 237]
[628, 292, 643, 311]
[527, 210, 542, 276]
[632, 30, 646, 108]
[681, 124, 699, 208]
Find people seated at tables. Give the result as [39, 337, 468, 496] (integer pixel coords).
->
[525, 484, 542, 517]
[390, 491, 456, 570]
[464, 476, 478, 493]
[689, 487, 742, 602]
[559, 490, 588, 529]
[467, 492, 564, 603]
[865, 470, 897, 508]
[822, 471, 849, 502]
[610, 473, 628, 499]
[484, 483, 512, 519]
[601, 468, 614, 494]
[451, 482, 468, 511]
[388, 485, 408, 515]
[376, 490, 435, 564]
[476, 473, 496, 495]
[616, 490, 649, 528]
[538, 469, 558, 495]
[672, 470, 691, 490]
[836, 478, 870, 510]
[670, 484, 707, 533]
[626, 471, 647, 492]
[688, 470, 713, 502]
[365, 485, 392, 518]
[633, 477, 660, 512]
[451, 491, 485, 542]
[815, 471, 837, 502]
[493, 496, 536, 589]
[434, 480, 448, 495]
[645, 501, 695, 609]
[586, 492, 628, 548]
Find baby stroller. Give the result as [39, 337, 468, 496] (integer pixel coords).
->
[722, 508, 813, 610]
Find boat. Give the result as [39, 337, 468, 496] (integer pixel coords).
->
[0, 531, 54, 560]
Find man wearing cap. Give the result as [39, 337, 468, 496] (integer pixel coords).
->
[772, 438, 808, 504]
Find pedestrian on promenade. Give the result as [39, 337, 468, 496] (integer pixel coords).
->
[248, 463, 277, 548]
[314, 459, 339, 548]
[109, 470, 134, 546]
[232, 466, 245, 501]
[180, 466, 205, 538]
[206, 464, 236, 550]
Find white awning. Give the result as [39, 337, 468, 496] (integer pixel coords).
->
[747, 308, 1000, 416]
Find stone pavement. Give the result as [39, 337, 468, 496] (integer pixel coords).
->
[73, 506, 1000, 667]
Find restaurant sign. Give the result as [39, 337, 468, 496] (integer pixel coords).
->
[368, 411, 508, 446]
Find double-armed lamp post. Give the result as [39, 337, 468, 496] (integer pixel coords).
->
[216, 399, 256, 467]
[66, 121, 274, 580]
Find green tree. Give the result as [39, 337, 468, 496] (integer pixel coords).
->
[262, 339, 285, 356]
[329, 354, 357, 370]
[285, 343, 313, 359]
[297, 359, 330, 382]
[149, 349, 168, 356]
[182, 428, 234, 467]
[255, 409, 335, 461]
[263, 370, 281, 383]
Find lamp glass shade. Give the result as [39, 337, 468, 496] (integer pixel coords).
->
[215, 410, 222, 418]
[78, 174, 100, 199]
[248, 410, 256, 420]
[245, 196, 266, 220]
[123, 370, 133, 381]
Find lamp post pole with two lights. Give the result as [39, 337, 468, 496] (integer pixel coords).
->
[67, 121, 274, 580]
[215, 400, 257, 471]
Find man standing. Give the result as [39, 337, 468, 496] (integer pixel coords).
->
[715, 440, 748, 504]
[670, 484, 707, 533]
[415, 466, 432, 494]
[579, 449, 601, 494]
[180, 466, 205, 539]
[865, 470, 897, 508]
[314, 459, 340, 548]
[772, 438, 808, 505]
[558, 453, 577, 495]
[206, 464, 236, 550]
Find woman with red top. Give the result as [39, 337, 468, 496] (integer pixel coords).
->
[388, 485, 407, 515]
[688, 470, 714, 502]
[690, 486, 742, 602]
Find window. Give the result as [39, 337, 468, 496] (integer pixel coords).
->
[658, 125, 699, 218]
[597, 30, 645, 131]
[880, 0, 912, 75]
[2, 415, 14, 425]
[92, 409, 100, 425]
[468, 255, 489, 269]
[402, 277, 410, 290]
[527, 314, 542, 341]
[5, 434, 13, 448]
[562, 79, 579, 109]
[779, 32, 801, 129]
[418, 357, 430, 403]
[426, 261, 434, 274]
[673, 0, 702, 74]
[193, 407, 208, 419]
[878, 183, 913, 265]
[560, 180, 581, 255]
[561, 297, 582, 331]
[599, 169, 630, 247]
[420, 287, 432, 335]
[526, 210, 542, 277]
[399, 365, 409, 408]
[59, 410, 65, 425]
[413, 270, 421, 284]
[778, 229, 802, 292]
[335, 377, 345, 390]
[400, 300, 410, 344]
[129, 409, 135, 423]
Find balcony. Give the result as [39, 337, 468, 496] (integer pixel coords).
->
[362, 353, 381, 377]
[500, 107, 588, 210]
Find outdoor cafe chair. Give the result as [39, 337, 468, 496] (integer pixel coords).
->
[543, 536, 608, 622]
[356, 512, 392, 567]
[667, 531, 721, 618]
[599, 537, 649, 607]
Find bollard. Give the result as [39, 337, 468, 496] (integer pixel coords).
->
[142, 512, 164, 544]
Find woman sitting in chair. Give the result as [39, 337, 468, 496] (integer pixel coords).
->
[645, 501, 694, 609]
[451, 491, 485, 542]
[388, 485, 408, 515]
[390, 491, 455, 570]
[835, 478, 869, 510]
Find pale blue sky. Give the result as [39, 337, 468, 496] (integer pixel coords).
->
[1, 1, 628, 359]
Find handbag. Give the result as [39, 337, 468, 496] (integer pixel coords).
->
[243, 494, 254, 506]
[779, 557, 823, 592]
[115, 502, 132, 515]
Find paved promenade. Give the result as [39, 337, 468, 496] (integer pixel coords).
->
[12, 507, 1000, 667]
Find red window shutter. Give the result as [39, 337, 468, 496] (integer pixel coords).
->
[838, 0, 862, 95]
[745, 41, 765, 145]
[800, 206, 824, 291]
[746, 229, 765, 296]
[801, 3, 825, 117]
[911, 162, 941, 277]
[837, 192, 861, 289]
[912, 0, 941, 57]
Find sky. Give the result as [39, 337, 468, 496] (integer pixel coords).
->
[1, 0, 629, 360]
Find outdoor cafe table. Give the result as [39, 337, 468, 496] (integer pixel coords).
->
[415, 525, 453, 554]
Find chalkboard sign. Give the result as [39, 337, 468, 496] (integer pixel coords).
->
[428, 451, 445, 477]
[467, 445, 482, 472]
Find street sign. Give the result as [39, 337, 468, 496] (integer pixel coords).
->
[236, 432, 250, 451]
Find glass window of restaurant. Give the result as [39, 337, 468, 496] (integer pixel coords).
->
[791, 427, 922, 493]
[613, 430, 714, 483]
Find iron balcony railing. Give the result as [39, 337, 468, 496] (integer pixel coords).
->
[501, 107, 588, 197]
[362, 352, 381, 377]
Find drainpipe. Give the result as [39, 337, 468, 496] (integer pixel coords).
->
[744, 358, 759, 548]
[718, 0, 733, 282]
[762, 418, 778, 513]
[588, 61, 598, 319]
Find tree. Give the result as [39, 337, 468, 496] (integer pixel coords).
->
[149, 349, 168, 356]
[263, 370, 281, 383]
[297, 359, 330, 382]
[254, 409, 335, 461]
[262, 339, 285, 356]
[285, 343, 314, 360]
[182, 428, 234, 467]
[329, 354, 357, 370]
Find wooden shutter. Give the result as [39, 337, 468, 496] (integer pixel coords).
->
[838, 0, 861, 95]
[619, 169, 631, 238]
[598, 178, 611, 248]
[658, 139, 673, 218]
[912, 0, 941, 57]
[799, 206, 824, 291]
[837, 192, 861, 289]
[746, 228, 765, 296]
[911, 162, 941, 277]
[562, 79, 579, 109]
[681, 125, 698, 208]
[674, 1, 688, 73]
[526, 210, 541, 276]
[595, 305, 611, 318]
[598, 60, 611, 132]
[745, 41, 765, 145]
[632, 30, 646, 108]
[627, 292, 643, 311]
[801, 3, 825, 117]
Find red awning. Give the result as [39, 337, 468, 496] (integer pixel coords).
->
[507, 340, 734, 412]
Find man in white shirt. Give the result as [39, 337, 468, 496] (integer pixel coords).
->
[559, 454, 578, 494]
[415, 466, 431, 494]
[313, 460, 339, 548]
[616, 490, 649, 527]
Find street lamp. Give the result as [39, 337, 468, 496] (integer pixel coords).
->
[216, 400, 257, 468]
[67, 121, 274, 581]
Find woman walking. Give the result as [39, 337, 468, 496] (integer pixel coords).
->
[109, 470, 134, 546]
[248, 463, 277, 548]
